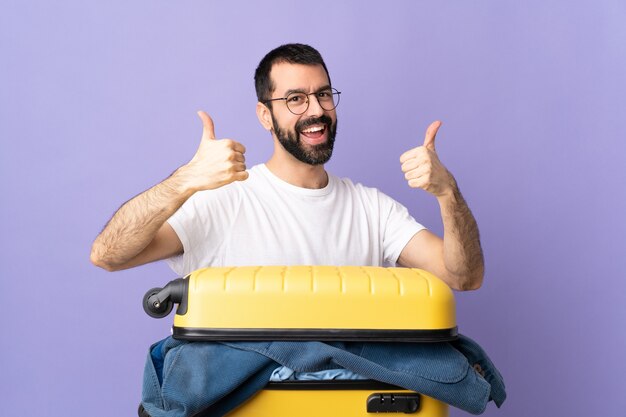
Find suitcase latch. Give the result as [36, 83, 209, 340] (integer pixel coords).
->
[366, 393, 420, 413]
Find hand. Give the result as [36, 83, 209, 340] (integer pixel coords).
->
[178, 111, 249, 193]
[400, 121, 457, 198]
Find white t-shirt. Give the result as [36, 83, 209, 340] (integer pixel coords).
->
[166, 164, 425, 276]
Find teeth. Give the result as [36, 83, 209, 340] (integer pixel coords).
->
[302, 125, 324, 133]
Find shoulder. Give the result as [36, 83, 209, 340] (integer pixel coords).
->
[330, 173, 389, 201]
[243, 163, 272, 186]
[330, 173, 410, 216]
[191, 164, 265, 200]
[179, 166, 267, 212]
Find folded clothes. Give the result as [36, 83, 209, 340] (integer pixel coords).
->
[141, 334, 505, 417]
[270, 366, 369, 381]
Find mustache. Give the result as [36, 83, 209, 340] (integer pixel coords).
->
[296, 115, 333, 132]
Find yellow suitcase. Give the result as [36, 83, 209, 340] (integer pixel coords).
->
[142, 266, 457, 416]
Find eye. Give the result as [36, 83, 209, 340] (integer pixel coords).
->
[317, 90, 331, 98]
[288, 94, 305, 103]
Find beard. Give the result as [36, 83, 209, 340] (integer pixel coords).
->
[271, 113, 337, 166]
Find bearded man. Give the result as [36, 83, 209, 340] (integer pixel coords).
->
[91, 43, 483, 291]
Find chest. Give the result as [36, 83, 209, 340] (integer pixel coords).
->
[220, 190, 383, 265]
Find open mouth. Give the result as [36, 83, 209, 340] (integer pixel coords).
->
[299, 124, 328, 145]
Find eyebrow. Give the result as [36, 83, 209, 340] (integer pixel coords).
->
[283, 84, 331, 97]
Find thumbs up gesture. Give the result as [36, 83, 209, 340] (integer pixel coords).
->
[178, 111, 249, 193]
[400, 121, 457, 198]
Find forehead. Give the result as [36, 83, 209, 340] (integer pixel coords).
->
[269, 62, 330, 95]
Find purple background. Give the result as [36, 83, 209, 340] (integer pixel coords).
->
[1, 1, 625, 416]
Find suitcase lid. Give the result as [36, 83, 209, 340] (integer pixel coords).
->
[148, 266, 457, 342]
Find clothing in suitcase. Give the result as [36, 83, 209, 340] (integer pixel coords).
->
[140, 266, 505, 417]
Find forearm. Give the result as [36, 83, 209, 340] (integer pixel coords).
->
[437, 185, 484, 290]
[90, 168, 193, 270]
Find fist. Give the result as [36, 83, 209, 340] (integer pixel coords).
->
[400, 121, 456, 197]
[181, 111, 249, 192]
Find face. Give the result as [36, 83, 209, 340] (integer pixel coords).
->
[265, 63, 338, 165]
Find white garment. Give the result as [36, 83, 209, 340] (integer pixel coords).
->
[166, 164, 424, 276]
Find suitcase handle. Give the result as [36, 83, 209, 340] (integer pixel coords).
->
[367, 393, 420, 414]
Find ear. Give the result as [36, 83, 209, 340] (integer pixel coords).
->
[256, 102, 273, 131]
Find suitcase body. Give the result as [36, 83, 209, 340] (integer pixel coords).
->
[227, 381, 449, 417]
[143, 266, 456, 416]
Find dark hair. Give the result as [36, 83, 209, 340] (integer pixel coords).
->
[254, 43, 331, 103]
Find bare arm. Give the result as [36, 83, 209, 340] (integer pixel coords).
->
[397, 187, 484, 290]
[398, 121, 484, 290]
[90, 111, 248, 271]
[90, 173, 191, 271]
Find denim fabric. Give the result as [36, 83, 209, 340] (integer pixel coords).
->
[142, 337, 278, 417]
[451, 335, 506, 408]
[142, 335, 506, 417]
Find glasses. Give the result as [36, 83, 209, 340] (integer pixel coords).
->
[264, 88, 341, 115]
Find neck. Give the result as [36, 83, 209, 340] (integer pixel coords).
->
[266, 150, 329, 189]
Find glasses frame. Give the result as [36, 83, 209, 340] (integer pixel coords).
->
[263, 88, 341, 115]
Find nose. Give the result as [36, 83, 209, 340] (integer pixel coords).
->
[304, 93, 325, 117]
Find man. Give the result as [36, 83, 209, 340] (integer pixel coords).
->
[90, 43, 483, 291]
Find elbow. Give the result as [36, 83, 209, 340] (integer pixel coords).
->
[448, 268, 484, 291]
[90, 247, 121, 272]
[458, 276, 483, 291]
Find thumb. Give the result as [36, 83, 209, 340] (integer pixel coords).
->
[423, 120, 442, 151]
[197, 110, 216, 140]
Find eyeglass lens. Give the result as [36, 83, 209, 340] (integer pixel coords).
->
[286, 88, 340, 114]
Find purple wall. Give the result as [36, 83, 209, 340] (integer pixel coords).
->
[2, 1, 625, 416]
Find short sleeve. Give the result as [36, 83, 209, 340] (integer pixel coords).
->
[378, 192, 426, 265]
[165, 187, 239, 276]
[165, 192, 205, 276]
